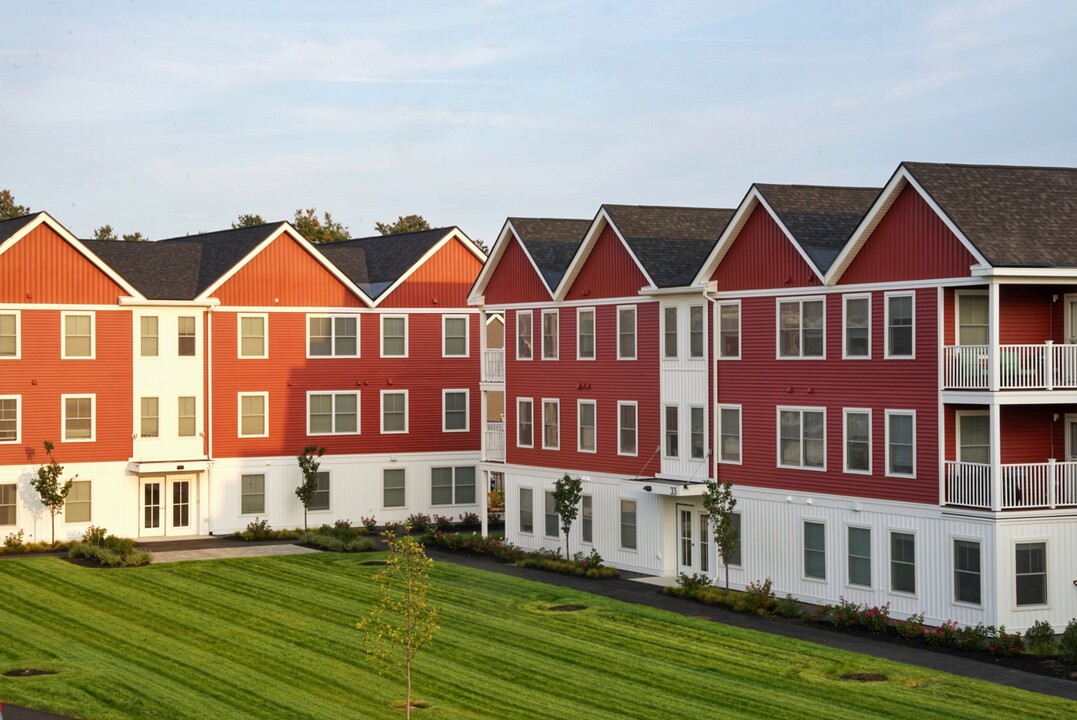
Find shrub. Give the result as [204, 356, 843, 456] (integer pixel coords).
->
[895, 612, 926, 640]
[925, 619, 960, 647]
[572, 548, 605, 571]
[677, 572, 712, 591]
[301, 530, 375, 553]
[515, 555, 617, 578]
[488, 512, 504, 525]
[829, 597, 863, 630]
[744, 578, 775, 614]
[860, 603, 891, 634]
[1059, 619, 1077, 665]
[775, 594, 801, 618]
[407, 514, 431, 533]
[68, 533, 151, 567]
[383, 521, 403, 536]
[434, 514, 453, 532]
[955, 623, 993, 652]
[360, 516, 378, 533]
[460, 512, 481, 530]
[3, 529, 25, 550]
[334, 518, 352, 530]
[82, 525, 108, 546]
[1025, 620, 1057, 658]
[989, 627, 1025, 657]
[242, 518, 272, 540]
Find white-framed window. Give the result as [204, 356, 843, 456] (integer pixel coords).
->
[0, 311, 19, 359]
[178, 316, 196, 357]
[309, 471, 330, 511]
[380, 315, 408, 357]
[690, 406, 705, 460]
[953, 538, 981, 605]
[663, 306, 678, 360]
[383, 468, 406, 508]
[442, 315, 469, 357]
[777, 298, 824, 358]
[729, 513, 742, 566]
[577, 399, 596, 453]
[718, 405, 741, 464]
[1015, 541, 1047, 607]
[139, 315, 158, 357]
[778, 407, 825, 470]
[885, 292, 915, 358]
[617, 305, 637, 360]
[620, 499, 637, 550]
[239, 314, 268, 358]
[544, 491, 559, 538]
[957, 410, 989, 464]
[664, 405, 679, 458]
[307, 391, 359, 435]
[581, 495, 593, 543]
[542, 399, 560, 450]
[519, 487, 534, 533]
[140, 397, 159, 438]
[885, 410, 915, 477]
[718, 302, 740, 359]
[618, 401, 638, 456]
[517, 397, 533, 448]
[541, 309, 558, 360]
[843, 408, 871, 474]
[443, 389, 469, 432]
[431, 466, 476, 506]
[956, 291, 989, 345]
[238, 392, 268, 438]
[847, 525, 871, 588]
[240, 474, 265, 514]
[689, 305, 705, 359]
[842, 294, 870, 359]
[516, 310, 533, 361]
[381, 390, 408, 434]
[0, 483, 16, 525]
[890, 531, 916, 594]
[65, 480, 92, 523]
[577, 307, 595, 360]
[178, 396, 196, 437]
[308, 315, 359, 358]
[0, 396, 20, 444]
[61, 312, 94, 359]
[804, 520, 826, 580]
[62, 394, 95, 442]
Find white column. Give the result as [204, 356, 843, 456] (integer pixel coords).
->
[988, 280, 1000, 392]
[990, 403, 1002, 511]
[480, 469, 489, 537]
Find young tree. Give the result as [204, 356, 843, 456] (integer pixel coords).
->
[232, 213, 267, 228]
[294, 207, 349, 244]
[374, 214, 431, 236]
[30, 441, 75, 544]
[552, 474, 583, 559]
[295, 444, 326, 530]
[0, 188, 29, 220]
[703, 479, 738, 589]
[92, 225, 148, 242]
[358, 527, 439, 719]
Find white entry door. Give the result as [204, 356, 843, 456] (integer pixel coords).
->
[139, 475, 197, 537]
[677, 505, 710, 576]
[167, 476, 194, 534]
[140, 478, 164, 537]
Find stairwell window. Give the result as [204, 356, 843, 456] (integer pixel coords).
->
[663, 306, 678, 359]
[62, 312, 94, 359]
[718, 405, 741, 464]
[178, 316, 196, 356]
[690, 406, 705, 460]
[618, 401, 637, 456]
[847, 526, 871, 588]
[843, 409, 871, 474]
[689, 305, 705, 358]
[885, 293, 915, 358]
[577, 308, 595, 360]
[140, 397, 159, 438]
[544, 491, 559, 538]
[890, 531, 916, 594]
[140, 316, 158, 357]
[718, 302, 740, 359]
[778, 299, 824, 358]
[239, 315, 267, 358]
[541, 310, 558, 360]
[178, 397, 197, 437]
[843, 294, 870, 359]
[617, 306, 637, 360]
[516, 311, 533, 360]
[664, 405, 679, 458]
[581, 495, 593, 543]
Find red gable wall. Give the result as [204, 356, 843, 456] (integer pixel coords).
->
[564, 225, 648, 300]
[710, 204, 821, 291]
[0, 224, 127, 304]
[378, 236, 483, 309]
[484, 235, 552, 304]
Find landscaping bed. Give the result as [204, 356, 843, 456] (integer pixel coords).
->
[421, 530, 618, 578]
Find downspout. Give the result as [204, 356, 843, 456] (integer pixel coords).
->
[206, 303, 215, 534]
[702, 281, 719, 486]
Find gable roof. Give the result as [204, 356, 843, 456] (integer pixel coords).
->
[0, 213, 38, 244]
[508, 218, 590, 290]
[155, 223, 285, 298]
[81, 239, 204, 300]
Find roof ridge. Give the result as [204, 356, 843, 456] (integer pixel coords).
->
[903, 160, 1077, 173]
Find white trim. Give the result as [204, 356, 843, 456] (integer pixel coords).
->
[951, 535, 984, 608]
[619, 496, 639, 551]
[954, 289, 989, 346]
[306, 313, 360, 359]
[60, 310, 95, 360]
[576, 307, 596, 361]
[541, 398, 560, 451]
[371, 228, 485, 308]
[775, 297, 825, 360]
[802, 518, 828, 582]
[663, 404, 680, 459]
[305, 390, 361, 436]
[479, 296, 657, 312]
[887, 527, 918, 598]
[717, 300, 740, 360]
[442, 389, 470, 433]
[540, 308, 559, 361]
[61, 393, 96, 443]
[469, 221, 548, 304]
[884, 409, 917, 478]
[712, 275, 987, 300]
[662, 305, 679, 360]
[1065, 413, 1077, 461]
[842, 407, 872, 475]
[238, 471, 267, 516]
[0, 394, 21, 445]
[617, 400, 638, 457]
[688, 303, 706, 360]
[380, 314, 409, 358]
[516, 397, 534, 449]
[689, 404, 707, 461]
[441, 314, 470, 358]
[755, 192, 828, 282]
[776, 406, 827, 471]
[237, 313, 269, 359]
[841, 293, 872, 359]
[845, 523, 873, 590]
[716, 403, 742, 465]
[139, 395, 160, 439]
[616, 304, 637, 360]
[0, 309, 20, 360]
[555, 209, 657, 302]
[380, 389, 409, 434]
[693, 188, 760, 286]
[515, 309, 533, 361]
[1012, 538, 1050, 610]
[577, 399, 597, 453]
[237, 392, 269, 438]
[518, 485, 535, 535]
[381, 465, 407, 510]
[884, 291, 916, 359]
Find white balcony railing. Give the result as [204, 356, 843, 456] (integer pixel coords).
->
[483, 348, 505, 383]
[485, 421, 505, 463]
[942, 342, 1077, 390]
[944, 460, 1077, 510]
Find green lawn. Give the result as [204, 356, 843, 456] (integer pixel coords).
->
[0, 554, 1072, 720]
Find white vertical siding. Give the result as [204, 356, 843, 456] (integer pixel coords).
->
[658, 297, 710, 481]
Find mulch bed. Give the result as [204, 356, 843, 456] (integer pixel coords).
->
[548, 604, 587, 612]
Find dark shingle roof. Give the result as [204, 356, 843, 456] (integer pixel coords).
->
[754, 184, 879, 273]
[508, 218, 590, 290]
[903, 162, 1077, 267]
[317, 227, 453, 299]
[81, 240, 203, 299]
[602, 205, 734, 287]
[0, 213, 40, 244]
[156, 224, 283, 296]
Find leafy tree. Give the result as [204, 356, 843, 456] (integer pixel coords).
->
[0, 188, 29, 219]
[122, 231, 148, 242]
[294, 207, 349, 244]
[92, 225, 148, 242]
[703, 479, 738, 589]
[358, 526, 439, 719]
[295, 444, 326, 530]
[30, 441, 76, 544]
[552, 474, 583, 558]
[233, 213, 267, 228]
[472, 237, 490, 255]
[374, 214, 430, 236]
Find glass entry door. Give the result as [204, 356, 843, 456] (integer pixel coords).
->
[168, 478, 192, 534]
[677, 505, 710, 576]
[139, 475, 197, 537]
[140, 479, 164, 537]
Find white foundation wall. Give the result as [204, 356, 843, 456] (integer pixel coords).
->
[994, 515, 1077, 632]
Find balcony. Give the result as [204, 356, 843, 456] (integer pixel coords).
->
[944, 460, 1077, 510]
[483, 348, 505, 383]
[484, 421, 505, 463]
[942, 342, 1077, 390]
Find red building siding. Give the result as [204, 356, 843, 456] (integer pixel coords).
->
[564, 226, 649, 301]
[0, 224, 127, 304]
[711, 205, 822, 291]
[484, 235, 552, 304]
[378, 237, 483, 309]
[944, 404, 1069, 463]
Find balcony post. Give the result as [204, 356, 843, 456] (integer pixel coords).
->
[988, 280, 1000, 392]
[990, 403, 1002, 511]
[1048, 457, 1057, 509]
[1045, 340, 1054, 391]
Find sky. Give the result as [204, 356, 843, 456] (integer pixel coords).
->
[2, 0, 1076, 246]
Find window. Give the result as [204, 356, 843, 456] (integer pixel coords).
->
[381, 316, 408, 357]
[308, 392, 359, 435]
[954, 539, 981, 604]
[578, 400, 596, 453]
[718, 405, 741, 463]
[241, 474, 265, 514]
[140, 316, 158, 357]
[617, 306, 636, 360]
[957, 293, 988, 345]
[178, 396, 196, 437]
[0, 396, 19, 444]
[729, 513, 742, 566]
[778, 299, 824, 358]
[234, 315, 265, 358]
[541, 310, 558, 360]
[689, 305, 705, 358]
[443, 316, 469, 357]
[843, 295, 870, 358]
[62, 312, 94, 358]
[542, 399, 559, 450]
[520, 488, 534, 533]
[309, 471, 330, 511]
[663, 306, 678, 359]
[891, 531, 915, 594]
[1015, 542, 1047, 606]
[381, 391, 408, 434]
[885, 293, 914, 358]
[843, 409, 871, 474]
[804, 521, 826, 579]
[63, 395, 94, 441]
[0, 483, 15, 525]
[308, 316, 359, 357]
[848, 526, 871, 587]
[178, 316, 196, 357]
[581, 495, 593, 543]
[238, 393, 267, 437]
[431, 466, 476, 505]
[620, 499, 637, 550]
[664, 405, 679, 458]
[383, 468, 406, 508]
[690, 406, 705, 460]
[65, 480, 91, 522]
[0, 311, 18, 358]
[544, 491, 559, 538]
[140, 397, 159, 438]
[699, 515, 709, 573]
[719, 303, 740, 359]
[958, 412, 989, 464]
[517, 398, 533, 448]
[516, 310, 533, 360]
[618, 401, 637, 456]
[577, 308, 595, 360]
[886, 411, 915, 477]
[779, 408, 825, 469]
[443, 390, 469, 432]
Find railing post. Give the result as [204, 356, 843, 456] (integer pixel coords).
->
[1045, 340, 1054, 391]
[990, 404, 1002, 511]
[1048, 458, 1057, 509]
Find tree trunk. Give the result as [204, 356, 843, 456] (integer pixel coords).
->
[563, 528, 569, 560]
[51, 510, 56, 545]
[406, 660, 412, 720]
[724, 560, 730, 590]
[303, 507, 308, 531]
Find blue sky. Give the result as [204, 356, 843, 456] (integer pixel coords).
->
[2, 0, 1075, 245]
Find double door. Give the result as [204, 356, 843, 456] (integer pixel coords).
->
[677, 504, 711, 576]
[139, 475, 196, 537]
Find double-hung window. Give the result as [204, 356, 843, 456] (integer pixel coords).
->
[519, 488, 534, 533]
[885, 293, 914, 358]
[0, 396, 19, 444]
[620, 499, 637, 550]
[308, 315, 359, 357]
[308, 392, 359, 435]
[140, 397, 159, 438]
[719, 302, 740, 358]
[1015, 542, 1047, 606]
[309, 471, 330, 511]
[516, 311, 533, 360]
[431, 466, 476, 506]
[848, 526, 871, 588]
[886, 410, 915, 477]
[140, 316, 158, 357]
[239, 315, 268, 358]
[238, 393, 268, 437]
[0, 311, 18, 358]
[542, 399, 559, 450]
[954, 539, 981, 605]
[63, 395, 95, 442]
[664, 405, 679, 458]
[443, 316, 469, 357]
[517, 398, 533, 448]
[443, 390, 469, 432]
[581, 495, 593, 543]
[890, 531, 915, 594]
[381, 316, 407, 357]
[541, 310, 558, 360]
[577, 400, 596, 453]
[65, 480, 92, 522]
[957, 293, 989, 345]
[779, 408, 825, 469]
[62, 312, 94, 358]
[0, 483, 16, 525]
[381, 391, 408, 433]
[178, 316, 196, 356]
[241, 474, 265, 514]
[618, 401, 637, 456]
[689, 305, 705, 358]
[663, 307, 678, 359]
[718, 405, 741, 463]
[804, 521, 826, 579]
[617, 306, 637, 360]
[843, 294, 870, 358]
[690, 406, 705, 460]
[544, 491, 559, 538]
[178, 397, 197, 437]
[778, 299, 824, 358]
[843, 409, 871, 474]
[383, 468, 406, 508]
[576, 308, 595, 360]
